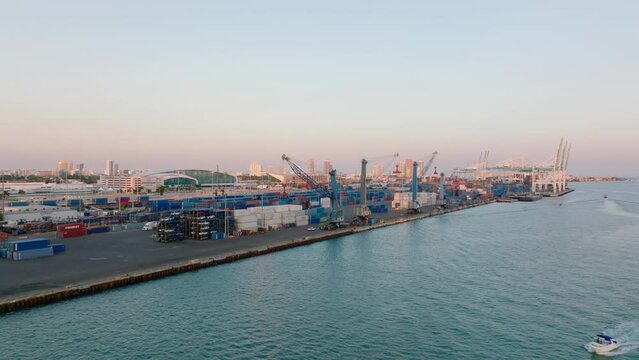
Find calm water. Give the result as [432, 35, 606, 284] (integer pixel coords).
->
[2, 182, 639, 359]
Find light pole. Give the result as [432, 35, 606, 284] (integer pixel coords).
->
[1, 169, 5, 221]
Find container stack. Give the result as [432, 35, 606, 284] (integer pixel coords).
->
[233, 211, 259, 233]
[57, 223, 88, 239]
[185, 210, 212, 240]
[4, 238, 65, 261]
[392, 192, 437, 209]
[157, 215, 184, 243]
[233, 205, 307, 232]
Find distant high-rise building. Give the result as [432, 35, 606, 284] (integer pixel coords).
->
[76, 163, 85, 175]
[113, 163, 119, 176]
[249, 162, 262, 176]
[279, 164, 286, 174]
[323, 160, 332, 175]
[267, 165, 275, 173]
[403, 159, 414, 178]
[56, 160, 73, 177]
[105, 160, 114, 176]
[372, 164, 384, 178]
[307, 159, 315, 174]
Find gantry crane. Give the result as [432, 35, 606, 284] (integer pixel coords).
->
[282, 154, 344, 229]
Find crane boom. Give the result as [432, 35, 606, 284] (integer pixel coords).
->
[282, 154, 343, 227]
[419, 151, 438, 178]
[282, 154, 332, 199]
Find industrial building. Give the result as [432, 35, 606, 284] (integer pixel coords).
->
[98, 175, 142, 192]
[142, 169, 236, 190]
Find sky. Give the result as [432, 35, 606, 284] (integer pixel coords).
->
[1, 1, 638, 176]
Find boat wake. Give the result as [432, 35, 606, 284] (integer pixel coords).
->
[584, 321, 639, 356]
[602, 200, 639, 219]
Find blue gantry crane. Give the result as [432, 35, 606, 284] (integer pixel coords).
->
[282, 154, 344, 229]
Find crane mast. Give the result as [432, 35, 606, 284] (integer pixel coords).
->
[408, 161, 421, 213]
[355, 159, 371, 219]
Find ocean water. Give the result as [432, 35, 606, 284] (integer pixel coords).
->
[2, 182, 639, 359]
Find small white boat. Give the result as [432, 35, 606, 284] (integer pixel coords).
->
[306, 227, 317, 231]
[588, 334, 619, 354]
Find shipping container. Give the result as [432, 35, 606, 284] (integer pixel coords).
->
[51, 243, 66, 253]
[41, 200, 58, 206]
[57, 223, 86, 232]
[12, 246, 53, 260]
[67, 199, 83, 207]
[93, 198, 108, 205]
[57, 228, 88, 239]
[9, 238, 50, 251]
[7, 201, 29, 207]
[87, 226, 111, 234]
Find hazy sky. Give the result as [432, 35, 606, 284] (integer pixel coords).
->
[2, 1, 637, 176]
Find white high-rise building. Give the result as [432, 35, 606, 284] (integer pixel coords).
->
[323, 160, 332, 175]
[307, 159, 315, 174]
[105, 160, 114, 176]
[372, 164, 384, 178]
[249, 162, 262, 176]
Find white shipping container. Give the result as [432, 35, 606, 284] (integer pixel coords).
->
[257, 219, 282, 227]
[320, 198, 331, 208]
[236, 222, 258, 230]
[235, 215, 258, 223]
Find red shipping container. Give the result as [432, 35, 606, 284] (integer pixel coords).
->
[57, 223, 86, 232]
[0, 232, 8, 241]
[57, 228, 88, 239]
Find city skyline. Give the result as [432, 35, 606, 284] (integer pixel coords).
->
[2, 1, 638, 176]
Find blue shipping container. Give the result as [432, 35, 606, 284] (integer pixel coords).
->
[13, 247, 54, 260]
[51, 243, 66, 253]
[10, 238, 50, 251]
[8, 201, 29, 207]
[94, 198, 108, 205]
[88, 226, 110, 234]
[42, 200, 58, 206]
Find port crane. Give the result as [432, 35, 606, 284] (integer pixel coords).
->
[418, 151, 438, 181]
[281, 154, 344, 229]
[353, 158, 371, 221]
